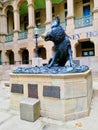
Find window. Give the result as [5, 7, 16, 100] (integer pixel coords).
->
[24, 16, 28, 21]
[64, 3, 67, 19]
[52, 7, 55, 18]
[83, 5, 90, 16]
[89, 51, 94, 56]
[64, 3, 67, 10]
[82, 50, 94, 56]
[24, 23, 28, 30]
[35, 11, 41, 25]
[82, 0, 90, 4]
[52, 7, 55, 13]
[81, 41, 95, 57]
[65, 11, 67, 18]
[24, 16, 28, 30]
[36, 19, 40, 25]
[35, 12, 40, 18]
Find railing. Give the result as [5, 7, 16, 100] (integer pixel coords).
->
[18, 30, 28, 40]
[74, 15, 93, 28]
[0, 60, 32, 65]
[5, 34, 13, 42]
[38, 25, 46, 37]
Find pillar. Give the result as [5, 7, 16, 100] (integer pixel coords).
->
[66, 0, 74, 34]
[28, 1, 35, 40]
[0, 7, 3, 42]
[1, 14, 7, 42]
[13, 8, 20, 41]
[2, 14, 7, 34]
[45, 0, 52, 30]
[93, 0, 98, 30]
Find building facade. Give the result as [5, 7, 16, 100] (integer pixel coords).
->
[0, 0, 98, 76]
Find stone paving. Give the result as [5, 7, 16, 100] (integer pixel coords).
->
[0, 80, 98, 130]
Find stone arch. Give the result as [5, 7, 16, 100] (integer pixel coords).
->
[38, 47, 46, 59]
[75, 39, 95, 57]
[17, 0, 28, 7]
[33, 45, 46, 59]
[2, 4, 14, 15]
[5, 50, 14, 64]
[19, 48, 29, 64]
[2, 5, 14, 34]
[17, 0, 29, 31]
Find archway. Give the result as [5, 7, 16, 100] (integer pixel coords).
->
[7, 7, 14, 34]
[19, 1, 28, 31]
[4, 5, 14, 34]
[38, 47, 46, 59]
[6, 50, 14, 64]
[76, 40, 95, 57]
[34, 46, 46, 59]
[22, 49, 29, 64]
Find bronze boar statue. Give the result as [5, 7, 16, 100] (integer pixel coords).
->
[42, 16, 75, 68]
[13, 16, 89, 74]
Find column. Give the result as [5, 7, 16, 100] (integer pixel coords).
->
[14, 44, 22, 65]
[1, 14, 7, 42]
[93, 0, 98, 10]
[93, 0, 98, 30]
[66, 0, 74, 34]
[0, 7, 2, 34]
[45, 0, 52, 30]
[2, 14, 7, 34]
[0, 9, 4, 42]
[28, 2, 35, 40]
[13, 8, 20, 41]
[28, 3, 35, 27]
[67, 0, 74, 17]
[14, 9, 20, 31]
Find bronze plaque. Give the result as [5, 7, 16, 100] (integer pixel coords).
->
[28, 84, 38, 98]
[11, 84, 23, 94]
[43, 86, 60, 98]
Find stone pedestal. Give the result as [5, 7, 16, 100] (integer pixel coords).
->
[32, 57, 43, 67]
[20, 98, 40, 122]
[10, 69, 93, 121]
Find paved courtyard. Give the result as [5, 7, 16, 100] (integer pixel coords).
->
[0, 79, 98, 130]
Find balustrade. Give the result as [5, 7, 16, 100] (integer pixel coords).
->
[75, 15, 93, 28]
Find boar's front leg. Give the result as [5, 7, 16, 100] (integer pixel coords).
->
[48, 52, 57, 68]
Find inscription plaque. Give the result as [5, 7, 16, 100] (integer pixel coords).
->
[28, 84, 38, 98]
[11, 84, 23, 94]
[43, 86, 60, 98]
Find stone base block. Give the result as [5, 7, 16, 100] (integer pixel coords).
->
[20, 98, 40, 122]
[32, 58, 42, 67]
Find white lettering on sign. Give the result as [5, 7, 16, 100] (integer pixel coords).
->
[70, 31, 98, 40]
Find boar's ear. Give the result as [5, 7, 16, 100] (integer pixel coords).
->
[51, 15, 60, 27]
[56, 16, 60, 25]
